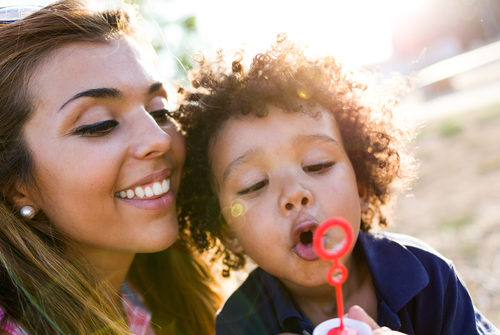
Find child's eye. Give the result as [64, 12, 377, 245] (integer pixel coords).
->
[149, 108, 173, 124]
[303, 161, 335, 173]
[74, 120, 119, 137]
[237, 180, 268, 195]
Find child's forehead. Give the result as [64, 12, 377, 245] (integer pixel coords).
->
[216, 104, 342, 145]
[229, 102, 335, 124]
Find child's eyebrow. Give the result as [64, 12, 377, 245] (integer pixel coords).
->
[221, 148, 261, 184]
[294, 134, 340, 146]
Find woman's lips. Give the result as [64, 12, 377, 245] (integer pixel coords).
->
[117, 190, 175, 211]
[115, 178, 170, 200]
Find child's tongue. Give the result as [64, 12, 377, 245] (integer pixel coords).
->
[294, 231, 318, 260]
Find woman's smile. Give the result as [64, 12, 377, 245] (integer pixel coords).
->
[22, 37, 185, 255]
[116, 178, 170, 199]
[115, 171, 175, 211]
[115, 168, 172, 201]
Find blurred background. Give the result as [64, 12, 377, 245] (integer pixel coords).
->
[8, 0, 500, 326]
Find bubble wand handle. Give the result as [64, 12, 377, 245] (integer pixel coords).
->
[313, 217, 358, 335]
[335, 275, 344, 328]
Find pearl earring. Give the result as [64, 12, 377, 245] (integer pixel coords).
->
[20, 205, 36, 220]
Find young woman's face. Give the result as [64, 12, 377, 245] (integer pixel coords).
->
[21, 37, 185, 257]
[211, 105, 363, 288]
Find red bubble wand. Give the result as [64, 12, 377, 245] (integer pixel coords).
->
[313, 217, 370, 335]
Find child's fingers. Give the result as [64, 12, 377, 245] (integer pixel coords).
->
[346, 305, 379, 330]
[373, 327, 407, 334]
[347, 306, 408, 334]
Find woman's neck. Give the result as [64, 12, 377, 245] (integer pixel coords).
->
[69, 244, 136, 291]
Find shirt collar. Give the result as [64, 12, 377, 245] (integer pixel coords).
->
[260, 270, 314, 333]
[357, 232, 429, 312]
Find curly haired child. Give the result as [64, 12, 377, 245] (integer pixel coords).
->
[176, 36, 497, 335]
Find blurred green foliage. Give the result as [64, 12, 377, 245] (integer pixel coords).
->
[439, 213, 473, 230]
[476, 104, 500, 124]
[127, 0, 199, 80]
[437, 118, 464, 138]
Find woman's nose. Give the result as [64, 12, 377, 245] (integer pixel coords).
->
[131, 112, 171, 160]
[279, 182, 313, 214]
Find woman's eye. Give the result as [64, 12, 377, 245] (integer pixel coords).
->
[303, 162, 335, 173]
[237, 180, 268, 195]
[150, 108, 172, 124]
[73, 120, 118, 137]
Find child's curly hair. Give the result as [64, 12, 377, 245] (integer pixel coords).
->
[175, 35, 414, 276]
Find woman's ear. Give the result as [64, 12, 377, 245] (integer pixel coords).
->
[7, 180, 38, 211]
[357, 182, 370, 212]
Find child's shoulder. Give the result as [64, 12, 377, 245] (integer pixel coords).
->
[361, 230, 452, 267]
[360, 231, 498, 334]
[216, 268, 297, 334]
[359, 230, 457, 301]
[218, 267, 268, 315]
[216, 268, 272, 319]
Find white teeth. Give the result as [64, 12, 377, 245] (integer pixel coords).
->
[135, 186, 145, 198]
[152, 182, 163, 195]
[144, 186, 154, 197]
[161, 179, 169, 193]
[116, 178, 170, 199]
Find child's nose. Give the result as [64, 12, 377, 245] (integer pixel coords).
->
[279, 185, 313, 214]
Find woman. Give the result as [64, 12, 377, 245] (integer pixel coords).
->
[0, 1, 219, 334]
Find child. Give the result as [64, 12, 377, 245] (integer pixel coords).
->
[176, 37, 498, 334]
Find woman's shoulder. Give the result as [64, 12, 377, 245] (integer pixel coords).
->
[120, 282, 155, 335]
[0, 306, 28, 335]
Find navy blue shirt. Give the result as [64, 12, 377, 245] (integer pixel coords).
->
[216, 232, 498, 334]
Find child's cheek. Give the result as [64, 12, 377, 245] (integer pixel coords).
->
[221, 198, 249, 229]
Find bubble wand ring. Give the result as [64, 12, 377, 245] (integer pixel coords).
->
[313, 217, 354, 333]
[313, 218, 353, 261]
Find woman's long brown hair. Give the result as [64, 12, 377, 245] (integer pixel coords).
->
[0, 1, 219, 334]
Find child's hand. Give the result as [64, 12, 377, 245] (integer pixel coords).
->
[347, 305, 407, 334]
[278, 305, 408, 335]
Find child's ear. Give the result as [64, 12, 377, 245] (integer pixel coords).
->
[221, 226, 244, 253]
[357, 182, 370, 212]
[219, 206, 245, 253]
[227, 237, 244, 253]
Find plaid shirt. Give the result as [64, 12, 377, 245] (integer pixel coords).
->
[0, 282, 155, 335]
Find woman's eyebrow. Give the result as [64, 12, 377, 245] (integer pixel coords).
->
[58, 87, 122, 111]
